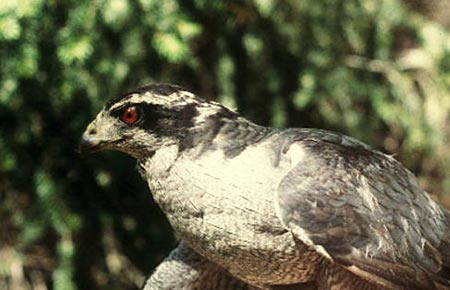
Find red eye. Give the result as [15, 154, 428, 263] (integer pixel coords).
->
[121, 106, 139, 125]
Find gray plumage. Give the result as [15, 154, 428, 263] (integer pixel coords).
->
[80, 84, 450, 290]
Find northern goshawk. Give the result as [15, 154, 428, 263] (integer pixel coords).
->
[80, 84, 450, 290]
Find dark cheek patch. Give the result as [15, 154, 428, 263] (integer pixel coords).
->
[109, 102, 200, 152]
[139, 103, 199, 136]
[139, 104, 170, 131]
[173, 104, 198, 128]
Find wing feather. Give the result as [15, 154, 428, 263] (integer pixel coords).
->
[275, 132, 450, 290]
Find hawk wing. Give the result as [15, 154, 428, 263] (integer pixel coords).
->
[274, 130, 450, 290]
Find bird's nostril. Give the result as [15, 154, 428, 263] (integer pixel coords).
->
[88, 128, 97, 135]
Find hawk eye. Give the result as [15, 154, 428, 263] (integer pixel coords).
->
[121, 106, 139, 125]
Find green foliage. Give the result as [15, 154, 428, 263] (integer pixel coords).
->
[0, 0, 449, 289]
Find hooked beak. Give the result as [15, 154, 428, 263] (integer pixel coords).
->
[79, 121, 123, 154]
[79, 122, 104, 154]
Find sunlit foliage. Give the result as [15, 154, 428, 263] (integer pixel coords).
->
[0, 0, 449, 289]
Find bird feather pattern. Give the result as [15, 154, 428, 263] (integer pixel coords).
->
[80, 84, 450, 290]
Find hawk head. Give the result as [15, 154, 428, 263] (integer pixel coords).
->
[79, 84, 227, 159]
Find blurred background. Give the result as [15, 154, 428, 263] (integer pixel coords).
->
[1, 0, 450, 289]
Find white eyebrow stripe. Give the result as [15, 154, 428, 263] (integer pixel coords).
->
[109, 91, 192, 112]
[109, 93, 143, 111]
